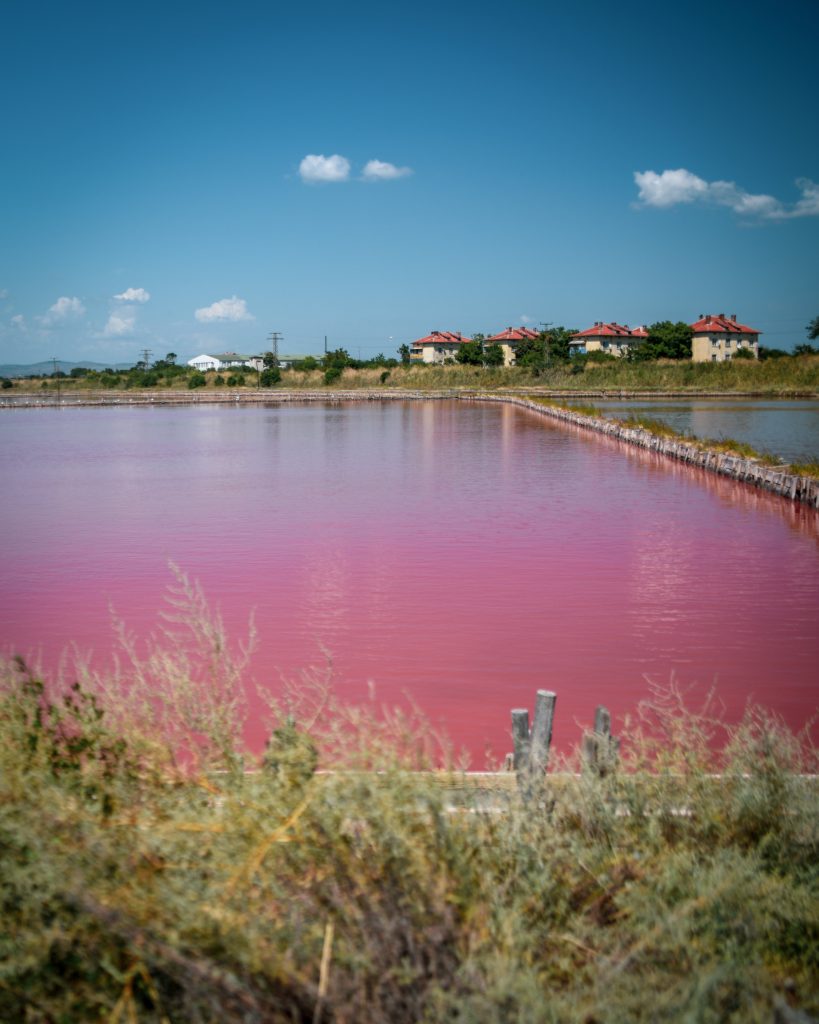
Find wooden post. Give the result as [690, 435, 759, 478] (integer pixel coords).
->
[530, 690, 557, 773]
[583, 705, 619, 776]
[511, 709, 531, 773]
[594, 705, 611, 737]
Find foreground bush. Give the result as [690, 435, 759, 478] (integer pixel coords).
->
[1, 587, 816, 1022]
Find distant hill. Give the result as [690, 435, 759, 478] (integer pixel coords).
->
[0, 359, 133, 378]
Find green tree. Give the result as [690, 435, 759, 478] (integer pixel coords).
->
[542, 326, 573, 365]
[323, 348, 352, 370]
[634, 321, 693, 361]
[398, 344, 411, 366]
[483, 343, 505, 367]
[262, 350, 279, 369]
[514, 335, 545, 369]
[455, 335, 485, 366]
[793, 343, 817, 356]
[807, 316, 819, 341]
[166, 352, 177, 364]
[188, 371, 207, 389]
[260, 367, 281, 387]
[294, 356, 319, 371]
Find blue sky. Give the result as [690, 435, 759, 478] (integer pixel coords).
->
[1, 0, 817, 364]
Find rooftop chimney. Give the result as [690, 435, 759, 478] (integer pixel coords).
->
[731, 314, 737, 321]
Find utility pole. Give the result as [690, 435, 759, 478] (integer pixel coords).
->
[140, 348, 153, 369]
[52, 356, 61, 404]
[266, 331, 282, 363]
[324, 335, 328, 355]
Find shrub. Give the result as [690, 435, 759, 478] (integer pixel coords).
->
[1, 378, 12, 389]
[324, 365, 342, 385]
[260, 367, 281, 387]
[214, 374, 225, 385]
[188, 372, 207, 389]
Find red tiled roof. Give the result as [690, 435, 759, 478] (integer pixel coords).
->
[486, 326, 540, 343]
[571, 322, 648, 339]
[410, 330, 469, 347]
[690, 314, 759, 335]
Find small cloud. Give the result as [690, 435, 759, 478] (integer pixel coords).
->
[41, 296, 86, 325]
[362, 159, 412, 181]
[114, 286, 150, 303]
[634, 168, 819, 220]
[103, 312, 136, 337]
[299, 154, 351, 183]
[11, 314, 25, 329]
[520, 315, 534, 324]
[194, 295, 254, 323]
[0, 288, 8, 300]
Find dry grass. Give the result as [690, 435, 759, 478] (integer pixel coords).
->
[1, 580, 817, 1023]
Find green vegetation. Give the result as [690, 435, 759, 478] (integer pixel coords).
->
[0, 578, 816, 1023]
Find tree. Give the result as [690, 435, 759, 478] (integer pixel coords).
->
[166, 352, 177, 365]
[793, 343, 817, 356]
[514, 335, 545, 369]
[260, 367, 281, 387]
[807, 316, 819, 341]
[188, 372, 207, 389]
[398, 344, 411, 366]
[323, 348, 352, 370]
[455, 335, 485, 365]
[633, 321, 693, 361]
[483, 343, 505, 367]
[262, 350, 279, 369]
[542, 327, 573, 365]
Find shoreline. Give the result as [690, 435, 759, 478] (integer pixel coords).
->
[3, 387, 818, 508]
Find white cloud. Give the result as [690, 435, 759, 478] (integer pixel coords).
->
[11, 314, 25, 329]
[194, 295, 254, 323]
[0, 289, 8, 300]
[634, 169, 819, 220]
[634, 168, 709, 208]
[299, 154, 351, 183]
[362, 159, 412, 181]
[520, 315, 534, 324]
[41, 296, 86, 325]
[103, 312, 136, 337]
[114, 286, 150, 303]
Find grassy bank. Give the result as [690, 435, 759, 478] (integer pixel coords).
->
[519, 395, 819, 479]
[7, 353, 819, 395]
[1, 584, 817, 1023]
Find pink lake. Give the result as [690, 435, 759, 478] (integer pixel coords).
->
[1, 399, 817, 765]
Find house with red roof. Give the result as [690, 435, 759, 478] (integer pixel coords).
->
[485, 326, 540, 367]
[569, 323, 648, 358]
[409, 331, 468, 364]
[690, 314, 760, 362]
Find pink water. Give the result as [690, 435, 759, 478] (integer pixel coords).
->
[2, 400, 818, 764]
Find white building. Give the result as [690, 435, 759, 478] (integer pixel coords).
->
[187, 352, 264, 372]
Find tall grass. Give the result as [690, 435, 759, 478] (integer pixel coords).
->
[1, 582, 817, 1022]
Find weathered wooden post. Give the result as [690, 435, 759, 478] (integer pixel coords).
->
[511, 709, 531, 773]
[582, 704, 619, 776]
[531, 690, 557, 774]
[511, 690, 558, 797]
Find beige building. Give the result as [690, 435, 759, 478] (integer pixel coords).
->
[690, 314, 760, 362]
[485, 326, 540, 367]
[569, 323, 648, 358]
[409, 331, 467, 364]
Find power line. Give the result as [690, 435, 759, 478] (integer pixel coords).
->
[266, 331, 283, 362]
